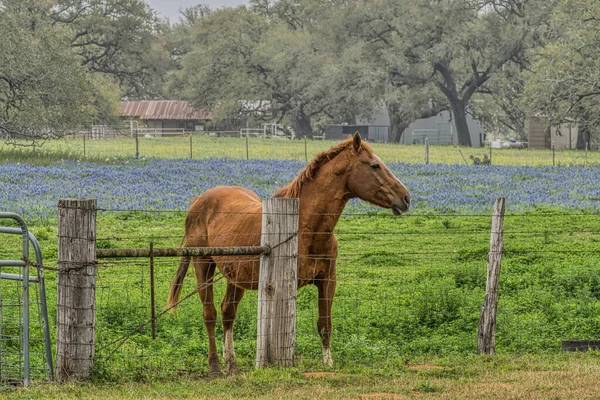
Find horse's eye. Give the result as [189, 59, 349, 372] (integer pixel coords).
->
[370, 163, 381, 170]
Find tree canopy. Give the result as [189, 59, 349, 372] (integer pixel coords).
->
[0, 0, 109, 142]
[0, 0, 165, 143]
[2, 0, 598, 145]
[167, 0, 562, 143]
[167, 3, 380, 137]
[523, 0, 600, 148]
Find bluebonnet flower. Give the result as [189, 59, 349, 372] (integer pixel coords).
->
[1, 159, 598, 221]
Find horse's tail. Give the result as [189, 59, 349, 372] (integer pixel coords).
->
[167, 252, 191, 313]
[168, 194, 204, 312]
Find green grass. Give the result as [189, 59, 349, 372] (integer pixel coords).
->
[1, 143, 599, 396]
[1, 134, 598, 166]
[4, 353, 600, 399]
[1, 208, 599, 388]
[0, 145, 112, 166]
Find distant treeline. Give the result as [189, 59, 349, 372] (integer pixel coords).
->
[2, 0, 598, 148]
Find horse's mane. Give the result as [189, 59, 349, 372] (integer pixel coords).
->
[273, 136, 374, 198]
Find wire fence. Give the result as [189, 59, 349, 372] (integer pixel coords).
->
[8, 133, 600, 167]
[72, 208, 600, 379]
[3, 205, 600, 382]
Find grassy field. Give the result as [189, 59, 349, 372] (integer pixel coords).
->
[1, 134, 599, 166]
[2, 208, 600, 398]
[1, 142, 600, 397]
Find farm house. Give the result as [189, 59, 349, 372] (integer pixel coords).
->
[120, 101, 212, 134]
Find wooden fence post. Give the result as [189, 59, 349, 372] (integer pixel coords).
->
[56, 199, 97, 382]
[256, 198, 299, 368]
[246, 135, 249, 160]
[304, 136, 308, 162]
[477, 197, 505, 355]
[424, 137, 430, 165]
[135, 128, 139, 159]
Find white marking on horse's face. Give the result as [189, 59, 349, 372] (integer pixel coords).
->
[323, 347, 333, 367]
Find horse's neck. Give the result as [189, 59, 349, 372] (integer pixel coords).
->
[298, 165, 350, 235]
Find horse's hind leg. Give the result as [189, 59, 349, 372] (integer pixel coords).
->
[193, 256, 222, 377]
[222, 282, 245, 374]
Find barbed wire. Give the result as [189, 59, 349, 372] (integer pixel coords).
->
[53, 203, 600, 218]
[95, 228, 600, 242]
[96, 208, 600, 217]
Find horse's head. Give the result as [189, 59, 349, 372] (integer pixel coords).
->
[345, 132, 410, 215]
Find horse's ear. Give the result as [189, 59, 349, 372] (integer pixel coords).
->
[352, 131, 362, 152]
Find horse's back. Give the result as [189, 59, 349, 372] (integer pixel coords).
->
[185, 186, 262, 248]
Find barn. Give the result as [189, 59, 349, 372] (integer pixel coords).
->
[324, 105, 485, 146]
[398, 110, 484, 146]
[323, 107, 391, 142]
[120, 101, 211, 133]
[527, 117, 578, 149]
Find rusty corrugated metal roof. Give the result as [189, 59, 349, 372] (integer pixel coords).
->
[120, 101, 212, 120]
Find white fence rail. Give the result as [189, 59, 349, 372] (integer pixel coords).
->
[136, 128, 186, 137]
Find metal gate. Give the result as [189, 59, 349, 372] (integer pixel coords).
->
[0, 212, 53, 386]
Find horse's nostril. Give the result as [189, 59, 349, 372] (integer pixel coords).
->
[403, 196, 410, 206]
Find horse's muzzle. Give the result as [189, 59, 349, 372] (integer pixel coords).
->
[391, 196, 410, 215]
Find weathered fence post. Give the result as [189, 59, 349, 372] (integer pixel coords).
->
[135, 128, 139, 159]
[477, 197, 505, 355]
[424, 137, 429, 165]
[149, 241, 157, 340]
[256, 198, 299, 368]
[304, 136, 308, 162]
[246, 135, 249, 160]
[56, 199, 97, 382]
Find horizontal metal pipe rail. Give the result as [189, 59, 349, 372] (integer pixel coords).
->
[96, 246, 271, 258]
[0, 273, 39, 282]
[0, 260, 27, 267]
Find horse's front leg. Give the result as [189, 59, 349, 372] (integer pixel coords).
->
[316, 260, 336, 367]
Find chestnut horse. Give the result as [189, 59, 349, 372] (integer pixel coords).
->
[167, 132, 410, 376]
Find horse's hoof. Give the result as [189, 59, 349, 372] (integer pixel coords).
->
[323, 350, 334, 367]
[207, 370, 224, 379]
[227, 367, 243, 376]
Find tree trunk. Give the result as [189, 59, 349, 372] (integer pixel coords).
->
[294, 111, 313, 139]
[390, 119, 410, 143]
[576, 117, 591, 150]
[449, 99, 472, 146]
[386, 102, 404, 143]
[387, 101, 450, 143]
